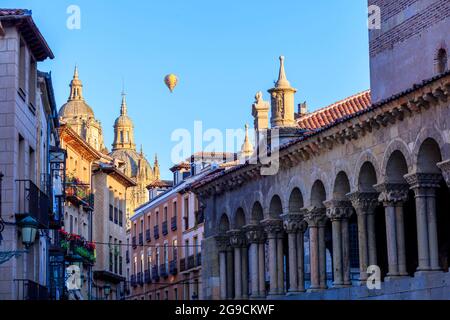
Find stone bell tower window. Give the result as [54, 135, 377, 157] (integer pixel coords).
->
[436, 48, 448, 74]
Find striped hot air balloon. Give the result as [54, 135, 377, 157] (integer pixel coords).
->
[164, 74, 178, 93]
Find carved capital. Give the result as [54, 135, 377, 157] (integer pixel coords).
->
[215, 235, 230, 252]
[437, 160, 450, 187]
[324, 200, 353, 221]
[280, 213, 307, 233]
[347, 191, 379, 216]
[244, 224, 266, 244]
[373, 183, 409, 205]
[404, 172, 442, 190]
[261, 218, 283, 238]
[227, 230, 245, 248]
[304, 207, 327, 227]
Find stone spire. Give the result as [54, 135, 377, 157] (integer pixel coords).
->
[68, 65, 84, 101]
[112, 91, 135, 151]
[268, 56, 297, 128]
[240, 124, 254, 158]
[153, 153, 160, 180]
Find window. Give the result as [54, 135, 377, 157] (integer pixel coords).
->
[155, 211, 159, 225]
[164, 243, 169, 270]
[133, 256, 137, 275]
[193, 236, 198, 256]
[147, 215, 151, 230]
[120, 131, 124, 143]
[119, 209, 123, 227]
[173, 201, 177, 218]
[18, 39, 26, 97]
[172, 239, 178, 260]
[28, 147, 35, 183]
[114, 206, 118, 224]
[164, 206, 168, 222]
[109, 204, 114, 221]
[164, 290, 169, 300]
[174, 288, 178, 301]
[119, 240, 123, 275]
[28, 56, 36, 109]
[140, 252, 144, 273]
[184, 197, 189, 230]
[184, 239, 189, 259]
[109, 236, 113, 272]
[70, 215, 73, 233]
[147, 248, 152, 270]
[114, 238, 118, 274]
[437, 48, 448, 74]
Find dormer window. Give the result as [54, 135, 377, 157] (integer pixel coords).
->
[436, 48, 448, 74]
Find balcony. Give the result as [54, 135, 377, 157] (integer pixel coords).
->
[130, 274, 137, 287]
[162, 221, 168, 236]
[15, 180, 49, 228]
[144, 269, 151, 284]
[59, 229, 96, 265]
[132, 236, 137, 248]
[151, 265, 159, 281]
[14, 279, 49, 300]
[169, 259, 178, 275]
[145, 229, 151, 242]
[137, 272, 143, 286]
[153, 225, 159, 240]
[138, 232, 143, 246]
[159, 264, 168, 278]
[187, 255, 195, 270]
[65, 178, 94, 211]
[179, 258, 186, 272]
[171, 216, 177, 231]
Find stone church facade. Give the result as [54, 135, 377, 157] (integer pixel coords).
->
[194, 0, 450, 300]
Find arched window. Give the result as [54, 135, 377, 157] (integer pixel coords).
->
[436, 48, 448, 74]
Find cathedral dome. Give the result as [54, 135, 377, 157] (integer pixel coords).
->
[114, 113, 133, 127]
[109, 148, 152, 179]
[59, 100, 95, 118]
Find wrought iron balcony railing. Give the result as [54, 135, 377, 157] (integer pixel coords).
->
[171, 216, 177, 231]
[14, 279, 49, 300]
[15, 180, 49, 228]
[159, 263, 168, 278]
[145, 229, 151, 242]
[187, 255, 195, 270]
[162, 221, 168, 236]
[65, 181, 94, 210]
[144, 269, 151, 284]
[151, 265, 159, 281]
[169, 259, 178, 275]
[179, 258, 186, 272]
[138, 233, 143, 246]
[132, 236, 137, 248]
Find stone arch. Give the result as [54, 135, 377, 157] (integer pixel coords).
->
[268, 195, 283, 218]
[309, 167, 332, 204]
[353, 151, 380, 191]
[310, 180, 326, 208]
[218, 213, 230, 234]
[288, 187, 304, 214]
[357, 161, 378, 192]
[285, 175, 308, 207]
[333, 171, 351, 200]
[265, 186, 285, 215]
[332, 159, 355, 191]
[381, 139, 413, 180]
[412, 127, 447, 172]
[385, 150, 409, 183]
[416, 138, 443, 174]
[233, 208, 246, 229]
[250, 201, 264, 224]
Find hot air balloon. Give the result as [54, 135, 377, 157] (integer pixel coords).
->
[164, 74, 178, 93]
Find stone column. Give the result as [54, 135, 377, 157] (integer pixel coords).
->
[305, 207, 327, 291]
[262, 218, 283, 296]
[242, 246, 249, 299]
[215, 235, 230, 300]
[226, 248, 234, 299]
[348, 192, 379, 283]
[228, 230, 244, 299]
[276, 232, 285, 294]
[405, 172, 442, 272]
[296, 221, 307, 291]
[324, 200, 353, 288]
[258, 241, 266, 297]
[245, 225, 262, 299]
[375, 183, 409, 278]
[281, 212, 306, 294]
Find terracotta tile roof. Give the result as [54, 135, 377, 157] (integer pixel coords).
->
[0, 8, 30, 16]
[296, 90, 371, 131]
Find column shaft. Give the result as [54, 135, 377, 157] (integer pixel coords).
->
[276, 234, 285, 294]
[367, 213, 377, 266]
[249, 243, 259, 298]
[357, 213, 369, 281]
[219, 251, 227, 299]
[309, 227, 320, 290]
[341, 219, 351, 286]
[426, 190, 440, 270]
[258, 242, 266, 297]
[242, 246, 249, 299]
[331, 220, 343, 287]
[287, 232, 298, 293]
[318, 225, 327, 289]
[296, 232, 305, 291]
[268, 236, 278, 295]
[414, 191, 431, 271]
[234, 247, 242, 299]
[226, 249, 234, 299]
[385, 205, 399, 276]
[395, 204, 407, 276]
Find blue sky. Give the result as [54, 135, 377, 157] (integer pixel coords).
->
[3, 0, 370, 179]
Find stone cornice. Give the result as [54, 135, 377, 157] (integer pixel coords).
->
[194, 74, 450, 198]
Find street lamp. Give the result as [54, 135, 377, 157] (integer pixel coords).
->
[103, 284, 111, 300]
[18, 216, 38, 248]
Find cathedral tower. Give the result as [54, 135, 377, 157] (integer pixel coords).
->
[112, 92, 136, 150]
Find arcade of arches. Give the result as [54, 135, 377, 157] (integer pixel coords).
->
[195, 74, 450, 300]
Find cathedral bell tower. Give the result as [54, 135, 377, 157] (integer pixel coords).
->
[112, 92, 136, 150]
[268, 56, 297, 128]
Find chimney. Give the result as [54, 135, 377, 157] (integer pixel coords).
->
[298, 101, 308, 117]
